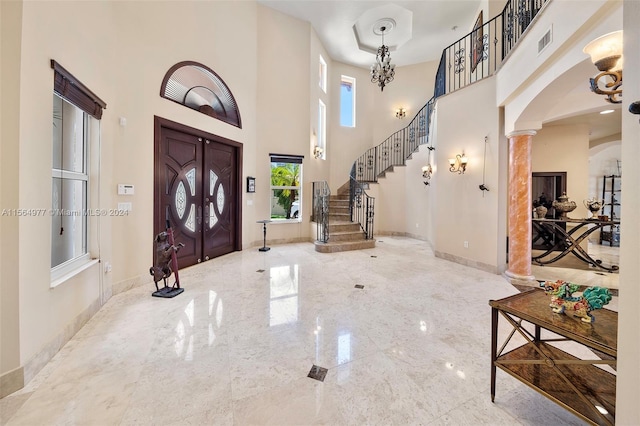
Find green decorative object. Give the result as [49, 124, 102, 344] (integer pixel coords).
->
[540, 280, 612, 323]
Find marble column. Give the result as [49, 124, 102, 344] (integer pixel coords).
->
[504, 130, 537, 286]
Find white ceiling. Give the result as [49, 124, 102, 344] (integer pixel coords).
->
[258, 0, 482, 68]
[547, 109, 622, 146]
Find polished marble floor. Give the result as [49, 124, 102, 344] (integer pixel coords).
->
[2, 237, 617, 425]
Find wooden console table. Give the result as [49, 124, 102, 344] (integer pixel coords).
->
[490, 289, 617, 425]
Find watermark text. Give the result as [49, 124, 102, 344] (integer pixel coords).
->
[1, 208, 129, 217]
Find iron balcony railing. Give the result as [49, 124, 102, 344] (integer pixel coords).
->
[312, 181, 330, 243]
[435, 0, 548, 97]
[502, 0, 547, 59]
[435, 14, 502, 96]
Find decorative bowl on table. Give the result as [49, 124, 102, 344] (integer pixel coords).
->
[583, 198, 604, 219]
[552, 192, 577, 219]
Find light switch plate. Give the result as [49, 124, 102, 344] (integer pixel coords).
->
[118, 202, 132, 212]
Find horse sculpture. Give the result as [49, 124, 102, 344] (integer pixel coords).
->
[150, 231, 184, 292]
[540, 280, 612, 323]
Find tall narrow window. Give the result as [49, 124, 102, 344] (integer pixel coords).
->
[51, 60, 106, 283]
[340, 75, 356, 127]
[270, 154, 303, 222]
[319, 55, 327, 93]
[317, 100, 326, 160]
[52, 94, 88, 269]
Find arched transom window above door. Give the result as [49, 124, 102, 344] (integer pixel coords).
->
[160, 61, 242, 128]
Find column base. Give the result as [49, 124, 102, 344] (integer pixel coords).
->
[503, 269, 538, 287]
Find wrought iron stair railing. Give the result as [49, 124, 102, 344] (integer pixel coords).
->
[349, 170, 375, 240]
[312, 181, 330, 243]
[352, 100, 435, 184]
[346, 0, 549, 241]
[348, 99, 434, 239]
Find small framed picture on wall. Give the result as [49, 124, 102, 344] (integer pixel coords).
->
[247, 176, 256, 193]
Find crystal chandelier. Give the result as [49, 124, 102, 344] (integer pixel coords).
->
[370, 26, 395, 91]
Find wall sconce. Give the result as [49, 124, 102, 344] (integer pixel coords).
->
[422, 164, 433, 185]
[449, 153, 467, 174]
[313, 145, 324, 159]
[583, 31, 623, 104]
[396, 108, 406, 119]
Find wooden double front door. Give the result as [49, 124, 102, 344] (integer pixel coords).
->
[154, 117, 242, 269]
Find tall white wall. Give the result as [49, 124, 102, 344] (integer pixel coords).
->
[532, 124, 590, 218]
[589, 140, 621, 200]
[306, 27, 332, 198]
[328, 62, 374, 192]
[256, 5, 310, 243]
[16, 0, 117, 382]
[404, 144, 434, 241]
[0, 0, 23, 395]
[431, 77, 506, 273]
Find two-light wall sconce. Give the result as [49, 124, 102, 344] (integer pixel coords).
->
[584, 31, 623, 104]
[449, 152, 467, 174]
[396, 108, 406, 119]
[313, 145, 324, 159]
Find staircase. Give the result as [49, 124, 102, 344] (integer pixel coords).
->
[314, 192, 375, 253]
[313, 0, 545, 253]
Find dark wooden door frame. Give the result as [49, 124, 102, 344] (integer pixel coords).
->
[154, 116, 243, 259]
[531, 171, 567, 250]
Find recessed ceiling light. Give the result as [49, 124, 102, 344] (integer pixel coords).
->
[600, 109, 615, 114]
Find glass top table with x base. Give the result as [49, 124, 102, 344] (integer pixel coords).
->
[531, 218, 619, 272]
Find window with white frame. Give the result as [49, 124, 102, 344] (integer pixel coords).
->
[340, 75, 356, 127]
[319, 55, 327, 93]
[317, 100, 326, 159]
[52, 93, 89, 269]
[51, 60, 106, 282]
[270, 154, 303, 221]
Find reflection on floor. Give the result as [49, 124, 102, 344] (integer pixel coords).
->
[2, 237, 614, 425]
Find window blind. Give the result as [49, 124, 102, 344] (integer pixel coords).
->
[270, 154, 304, 164]
[51, 60, 107, 120]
